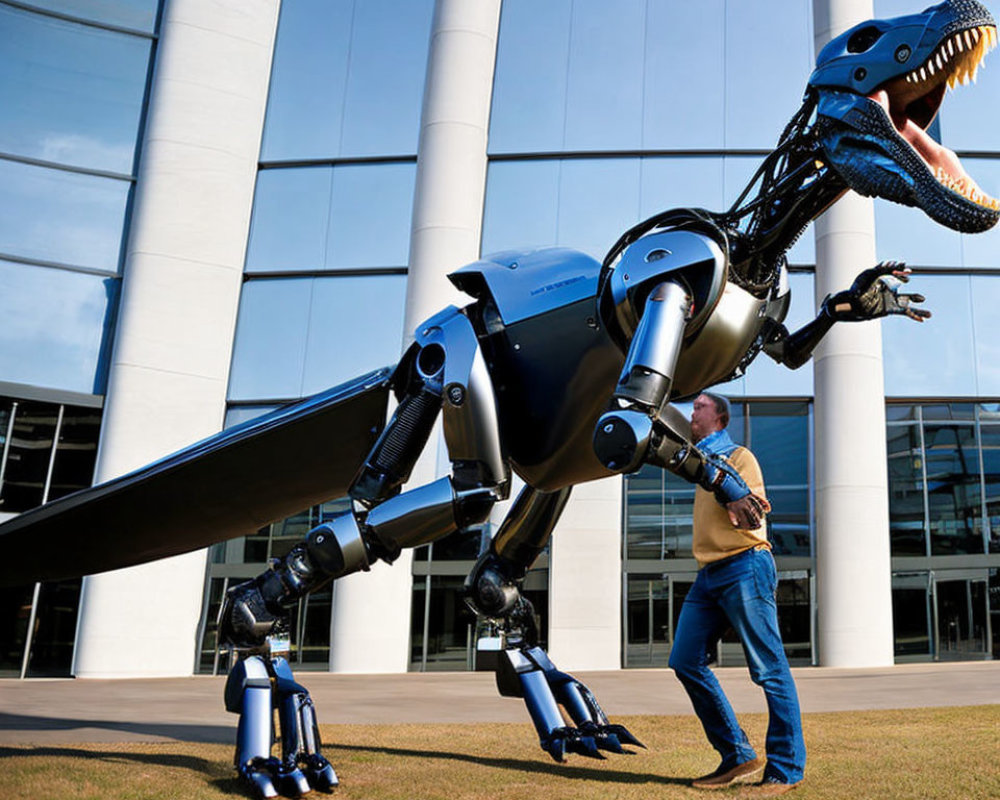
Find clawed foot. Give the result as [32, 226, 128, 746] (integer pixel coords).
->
[238, 753, 338, 798]
[540, 721, 645, 762]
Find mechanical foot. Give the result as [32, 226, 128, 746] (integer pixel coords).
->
[492, 644, 644, 763]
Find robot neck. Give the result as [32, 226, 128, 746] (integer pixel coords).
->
[724, 94, 847, 292]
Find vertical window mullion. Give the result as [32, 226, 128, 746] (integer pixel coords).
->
[0, 400, 18, 499]
[918, 406, 931, 558]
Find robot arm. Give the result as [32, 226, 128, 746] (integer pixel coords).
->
[765, 260, 930, 369]
[591, 279, 763, 510]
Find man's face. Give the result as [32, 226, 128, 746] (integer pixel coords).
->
[690, 394, 724, 441]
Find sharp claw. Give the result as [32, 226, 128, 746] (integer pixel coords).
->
[567, 735, 604, 759]
[542, 734, 566, 763]
[596, 732, 624, 753]
[602, 723, 646, 749]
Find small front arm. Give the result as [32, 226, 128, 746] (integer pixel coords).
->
[765, 260, 930, 369]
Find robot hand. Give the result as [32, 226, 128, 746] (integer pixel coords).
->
[219, 575, 288, 649]
[823, 261, 931, 323]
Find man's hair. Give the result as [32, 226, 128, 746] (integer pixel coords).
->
[701, 392, 731, 428]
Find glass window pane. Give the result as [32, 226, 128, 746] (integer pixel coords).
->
[481, 160, 561, 254]
[639, 156, 725, 218]
[0, 159, 130, 271]
[0, 5, 151, 173]
[326, 163, 415, 268]
[301, 274, 406, 395]
[557, 158, 641, 260]
[16, 1, 159, 32]
[562, 0, 644, 152]
[228, 274, 406, 401]
[887, 422, 926, 556]
[0, 400, 57, 512]
[338, 0, 434, 157]
[875, 195, 964, 268]
[626, 465, 664, 559]
[246, 164, 416, 273]
[261, 0, 432, 161]
[748, 402, 809, 487]
[744, 273, 815, 396]
[47, 405, 101, 502]
[960, 160, 1000, 268]
[228, 278, 312, 400]
[724, 1, 813, 149]
[488, 0, 572, 154]
[892, 581, 931, 657]
[971, 276, 1000, 395]
[245, 167, 332, 272]
[883, 275, 976, 396]
[643, 1, 724, 149]
[979, 420, 1000, 554]
[924, 422, 984, 555]
[0, 260, 118, 395]
[261, 0, 353, 161]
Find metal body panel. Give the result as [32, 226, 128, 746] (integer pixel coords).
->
[482, 293, 623, 492]
[365, 475, 457, 550]
[607, 229, 727, 339]
[671, 281, 770, 398]
[450, 247, 600, 325]
[0, 368, 392, 587]
[415, 308, 506, 488]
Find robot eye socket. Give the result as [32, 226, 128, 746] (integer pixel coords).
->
[847, 25, 883, 53]
[645, 248, 671, 263]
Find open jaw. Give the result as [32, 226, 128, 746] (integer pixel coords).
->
[868, 23, 999, 211]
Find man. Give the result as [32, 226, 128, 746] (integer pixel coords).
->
[668, 393, 806, 796]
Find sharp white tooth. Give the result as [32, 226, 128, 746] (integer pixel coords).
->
[972, 27, 981, 43]
[965, 30, 974, 48]
[920, 66, 928, 80]
[928, 60, 936, 75]
[937, 53, 945, 69]
[958, 33, 965, 51]
[948, 39, 955, 56]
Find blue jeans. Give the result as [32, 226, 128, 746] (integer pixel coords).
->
[668, 547, 806, 783]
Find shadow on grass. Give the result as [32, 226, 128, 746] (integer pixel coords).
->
[328, 742, 692, 786]
[1, 745, 249, 797]
[0, 712, 233, 744]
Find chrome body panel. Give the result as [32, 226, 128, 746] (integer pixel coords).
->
[606, 229, 727, 339]
[449, 247, 600, 325]
[415, 307, 506, 489]
[617, 280, 691, 394]
[365, 475, 457, 550]
[671, 281, 770, 398]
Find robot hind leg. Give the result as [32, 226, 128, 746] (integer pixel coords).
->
[272, 657, 338, 793]
[464, 485, 644, 762]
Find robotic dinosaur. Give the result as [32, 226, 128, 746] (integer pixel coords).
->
[1, 1, 997, 797]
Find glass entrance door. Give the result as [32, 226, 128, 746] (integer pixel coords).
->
[932, 576, 990, 660]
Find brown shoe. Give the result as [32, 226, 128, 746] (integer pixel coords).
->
[691, 757, 765, 789]
[742, 777, 804, 796]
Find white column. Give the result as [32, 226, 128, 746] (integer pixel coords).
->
[547, 477, 623, 671]
[812, 0, 895, 667]
[328, 0, 502, 673]
[73, 0, 280, 678]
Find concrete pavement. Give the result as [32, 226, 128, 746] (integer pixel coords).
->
[1, 661, 996, 745]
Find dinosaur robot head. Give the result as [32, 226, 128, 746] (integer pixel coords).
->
[809, 0, 999, 232]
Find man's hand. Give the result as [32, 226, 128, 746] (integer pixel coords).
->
[824, 261, 931, 323]
[726, 491, 771, 530]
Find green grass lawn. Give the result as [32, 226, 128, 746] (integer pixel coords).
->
[2, 706, 997, 800]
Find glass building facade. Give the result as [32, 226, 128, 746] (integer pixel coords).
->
[0, 0, 160, 676]
[3, 0, 999, 676]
